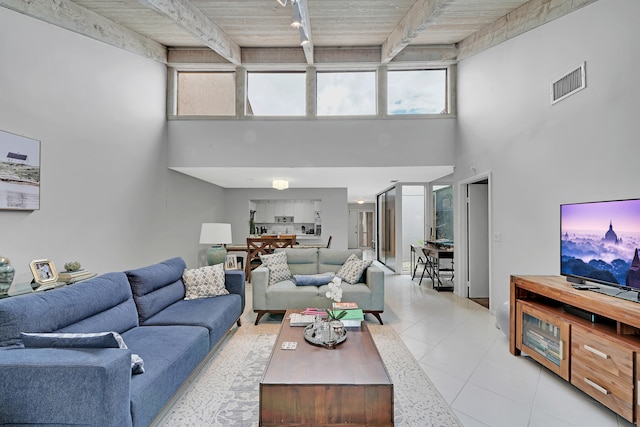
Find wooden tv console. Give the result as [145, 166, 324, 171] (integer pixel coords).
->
[510, 275, 640, 424]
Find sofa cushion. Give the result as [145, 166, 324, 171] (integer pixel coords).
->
[317, 249, 363, 274]
[125, 257, 187, 323]
[260, 251, 292, 285]
[20, 331, 145, 374]
[183, 264, 229, 300]
[124, 325, 209, 427]
[336, 254, 373, 284]
[0, 272, 138, 348]
[141, 293, 242, 349]
[265, 279, 331, 308]
[275, 248, 319, 275]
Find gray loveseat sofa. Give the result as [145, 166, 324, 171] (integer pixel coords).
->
[0, 257, 244, 427]
[252, 248, 384, 324]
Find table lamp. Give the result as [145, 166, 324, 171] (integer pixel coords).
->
[199, 223, 232, 266]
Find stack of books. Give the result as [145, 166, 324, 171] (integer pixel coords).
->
[289, 313, 316, 326]
[304, 307, 328, 318]
[330, 302, 364, 328]
[57, 269, 95, 283]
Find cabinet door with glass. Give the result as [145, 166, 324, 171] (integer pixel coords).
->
[516, 300, 570, 380]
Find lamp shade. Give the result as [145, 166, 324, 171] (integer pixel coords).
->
[199, 223, 232, 245]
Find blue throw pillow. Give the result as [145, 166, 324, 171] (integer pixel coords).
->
[20, 332, 144, 375]
[292, 273, 335, 286]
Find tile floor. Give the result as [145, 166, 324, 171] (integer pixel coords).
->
[378, 264, 634, 427]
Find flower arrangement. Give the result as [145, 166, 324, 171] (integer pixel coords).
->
[325, 277, 347, 321]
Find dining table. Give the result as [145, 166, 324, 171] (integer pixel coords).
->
[225, 238, 327, 281]
[411, 243, 454, 291]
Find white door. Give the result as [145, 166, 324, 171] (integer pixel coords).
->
[348, 210, 359, 249]
[468, 183, 489, 298]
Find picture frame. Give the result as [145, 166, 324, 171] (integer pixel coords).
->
[225, 254, 238, 270]
[0, 129, 41, 211]
[30, 259, 58, 285]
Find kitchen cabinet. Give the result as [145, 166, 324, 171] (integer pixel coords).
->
[264, 202, 275, 222]
[251, 199, 321, 224]
[304, 201, 315, 222]
[255, 201, 265, 223]
[294, 202, 305, 222]
[274, 202, 285, 217]
[284, 201, 295, 216]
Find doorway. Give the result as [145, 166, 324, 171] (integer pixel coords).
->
[348, 210, 373, 249]
[377, 188, 396, 271]
[458, 174, 491, 309]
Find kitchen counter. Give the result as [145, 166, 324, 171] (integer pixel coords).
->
[255, 234, 321, 240]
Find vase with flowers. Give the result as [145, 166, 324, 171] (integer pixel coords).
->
[324, 277, 346, 341]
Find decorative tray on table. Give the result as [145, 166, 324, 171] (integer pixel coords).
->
[303, 324, 347, 349]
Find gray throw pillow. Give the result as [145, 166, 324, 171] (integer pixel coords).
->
[183, 264, 229, 300]
[259, 251, 292, 285]
[336, 254, 372, 284]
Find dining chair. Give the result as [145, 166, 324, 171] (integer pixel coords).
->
[245, 237, 296, 281]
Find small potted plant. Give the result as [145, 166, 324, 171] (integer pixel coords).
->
[64, 261, 82, 272]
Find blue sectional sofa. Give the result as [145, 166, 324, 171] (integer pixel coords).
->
[0, 257, 245, 427]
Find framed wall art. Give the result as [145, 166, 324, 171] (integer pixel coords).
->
[0, 129, 41, 210]
[30, 259, 58, 285]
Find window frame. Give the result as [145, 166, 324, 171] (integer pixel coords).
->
[169, 65, 454, 120]
[246, 70, 307, 117]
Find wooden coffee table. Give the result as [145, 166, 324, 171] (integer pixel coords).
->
[259, 309, 394, 426]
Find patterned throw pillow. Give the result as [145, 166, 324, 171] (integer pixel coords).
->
[259, 251, 292, 286]
[183, 264, 229, 300]
[336, 254, 372, 284]
[20, 331, 145, 374]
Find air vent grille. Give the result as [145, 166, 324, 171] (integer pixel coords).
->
[551, 62, 586, 105]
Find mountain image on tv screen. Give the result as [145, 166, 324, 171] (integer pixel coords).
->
[561, 198, 640, 289]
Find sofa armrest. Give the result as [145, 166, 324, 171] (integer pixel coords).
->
[251, 266, 269, 310]
[225, 270, 246, 311]
[365, 266, 385, 310]
[0, 347, 133, 427]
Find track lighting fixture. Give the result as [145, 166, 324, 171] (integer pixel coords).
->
[291, 1, 302, 28]
[299, 27, 309, 46]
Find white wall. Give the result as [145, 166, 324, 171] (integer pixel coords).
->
[0, 7, 224, 283]
[455, 0, 640, 309]
[168, 118, 456, 168]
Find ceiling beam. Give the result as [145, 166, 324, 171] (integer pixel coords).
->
[380, 0, 450, 64]
[168, 46, 458, 69]
[0, 0, 166, 63]
[138, 0, 241, 65]
[457, 0, 599, 60]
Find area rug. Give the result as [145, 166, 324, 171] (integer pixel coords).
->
[152, 318, 462, 427]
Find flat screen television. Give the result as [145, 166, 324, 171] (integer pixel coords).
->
[561, 198, 640, 295]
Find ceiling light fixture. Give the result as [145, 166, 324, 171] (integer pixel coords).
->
[290, 1, 302, 28]
[272, 179, 289, 190]
[299, 27, 309, 46]
[357, 199, 365, 205]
